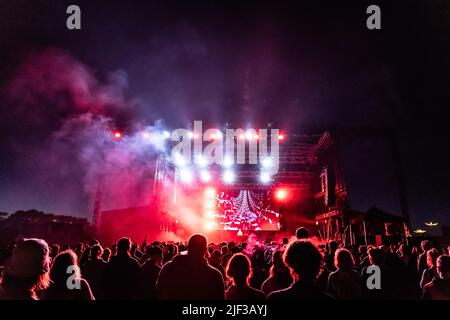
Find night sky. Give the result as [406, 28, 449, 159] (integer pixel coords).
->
[0, 0, 449, 229]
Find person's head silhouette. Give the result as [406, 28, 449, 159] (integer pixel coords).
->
[284, 240, 322, 281]
[295, 227, 310, 240]
[334, 248, 354, 271]
[50, 250, 80, 286]
[437, 255, 450, 280]
[90, 244, 103, 259]
[226, 253, 252, 286]
[187, 234, 207, 258]
[117, 237, 132, 256]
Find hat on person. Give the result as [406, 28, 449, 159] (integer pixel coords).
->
[3, 238, 50, 278]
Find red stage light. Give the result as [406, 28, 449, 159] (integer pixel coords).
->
[275, 188, 288, 201]
[210, 133, 217, 139]
[278, 134, 285, 140]
[238, 134, 245, 140]
[113, 130, 122, 140]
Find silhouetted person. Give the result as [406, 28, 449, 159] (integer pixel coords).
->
[0, 238, 51, 300]
[221, 245, 232, 268]
[357, 245, 370, 270]
[209, 249, 226, 281]
[325, 240, 338, 272]
[361, 247, 396, 299]
[419, 248, 439, 289]
[268, 240, 333, 300]
[102, 248, 111, 263]
[82, 244, 106, 299]
[50, 244, 60, 260]
[422, 255, 450, 300]
[141, 245, 163, 299]
[43, 250, 94, 300]
[162, 243, 177, 265]
[103, 237, 142, 299]
[261, 251, 293, 295]
[225, 253, 265, 300]
[327, 248, 361, 299]
[157, 234, 225, 300]
[418, 240, 433, 275]
[295, 227, 309, 240]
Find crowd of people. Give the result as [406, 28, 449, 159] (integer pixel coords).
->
[0, 227, 449, 300]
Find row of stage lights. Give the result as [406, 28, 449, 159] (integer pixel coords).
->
[175, 155, 276, 185]
[111, 128, 284, 185]
[112, 129, 285, 142]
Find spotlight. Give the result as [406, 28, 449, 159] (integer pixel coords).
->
[238, 134, 245, 140]
[260, 172, 271, 183]
[204, 187, 216, 198]
[275, 188, 288, 201]
[261, 157, 272, 168]
[210, 133, 217, 140]
[223, 156, 233, 168]
[278, 134, 285, 140]
[163, 131, 171, 139]
[245, 131, 253, 140]
[253, 134, 259, 140]
[200, 170, 212, 183]
[113, 130, 122, 140]
[194, 133, 200, 139]
[223, 170, 235, 184]
[205, 200, 215, 210]
[179, 168, 193, 183]
[188, 132, 194, 138]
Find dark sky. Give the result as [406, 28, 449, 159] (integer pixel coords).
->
[0, 0, 449, 229]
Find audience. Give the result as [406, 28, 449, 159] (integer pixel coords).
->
[0, 230, 449, 301]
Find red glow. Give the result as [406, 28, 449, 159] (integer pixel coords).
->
[238, 134, 245, 140]
[253, 134, 259, 140]
[275, 188, 288, 201]
[113, 130, 122, 140]
[210, 133, 217, 139]
[278, 134, 285, 140]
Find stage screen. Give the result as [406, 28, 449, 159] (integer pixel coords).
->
[215, 190, 280, 231]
